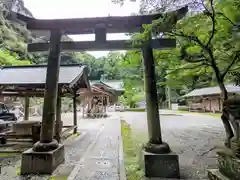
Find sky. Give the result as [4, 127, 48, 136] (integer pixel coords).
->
[23, 0, 140, 57]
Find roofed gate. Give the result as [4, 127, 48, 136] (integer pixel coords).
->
[14, 7, 187, 178]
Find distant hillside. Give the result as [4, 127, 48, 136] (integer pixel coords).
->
[0, 0, 33, 62]
[0, 0, 81, 65]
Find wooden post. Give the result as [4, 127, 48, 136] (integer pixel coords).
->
[142, 33, 170, 153]
[55, 91, 62, 143]
[107, 96, 109, 105]
[82, 98, 84, 118]
[87, 96, 91, 112]
[102, 96, 104, 114]
[24, 96, 29, 120]
[37, 29, 62, 147]
[103, 96, 106, 113]
[73, 92, 77, 134]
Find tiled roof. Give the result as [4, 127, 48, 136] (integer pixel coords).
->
[0, 64, 87, 85]
[101, 80, 124, 90]
[183, 85, 240, 97]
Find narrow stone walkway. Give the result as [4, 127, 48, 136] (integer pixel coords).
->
[68, 117, 121, 180]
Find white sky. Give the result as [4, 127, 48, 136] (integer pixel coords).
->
[23, 0, 140, 57]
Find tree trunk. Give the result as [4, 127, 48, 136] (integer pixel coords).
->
[216, 76, 233, 147]
[217, 78, 228, 100]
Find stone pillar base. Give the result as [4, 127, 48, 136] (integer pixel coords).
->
[142, 150, 180, 178]
[208, 169, 231, 180]
[20, 144, 65, 175]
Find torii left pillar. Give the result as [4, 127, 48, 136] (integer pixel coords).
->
[21, 29, 65, 175]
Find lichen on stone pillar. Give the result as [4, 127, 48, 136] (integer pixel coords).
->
[141, 32, 170, 154]
[33, 29, 62, 152]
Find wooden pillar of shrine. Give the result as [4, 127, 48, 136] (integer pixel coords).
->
[101, 96, 104, 114]
[88, 96, 92, 116]
[73, 91, 77, 134]
[24, 96, 29, 120]
[82, 96, 85, 118]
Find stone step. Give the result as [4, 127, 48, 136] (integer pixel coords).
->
[208, 169, 230, 180]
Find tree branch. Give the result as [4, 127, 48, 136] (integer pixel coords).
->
[221, 51, 240, 78]
[216, 12, 240, 28]
[173, 32, 206, 49]
[179, 44, 211, 64]
[206, 0, 216, 46]
[167, 63, 208, 75]
[229, 67, 240, 72]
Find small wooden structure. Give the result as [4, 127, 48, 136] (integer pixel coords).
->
[79, 81, 121, 118]
[183, 85, 240, 113]
[0, 64, 90, 143]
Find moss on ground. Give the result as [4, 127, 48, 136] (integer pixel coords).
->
[16, 167, 20, 176]
[125, 108, 146, 112]
[48, 176, 68, 180]
[63, 132, 81, 140]
[0, 152, 20, 157]
[73, 132, 81, 136]
[121, 120, 145, 180]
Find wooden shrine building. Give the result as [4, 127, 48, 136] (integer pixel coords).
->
[79, 80, 124, 118]
[0, 64, 90, 141]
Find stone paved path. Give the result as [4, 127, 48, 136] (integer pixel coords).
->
[68, 117, 121, 180]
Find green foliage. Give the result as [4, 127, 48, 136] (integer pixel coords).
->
[119, 78, 145, 107]
[125, 108, 146, 112]
[0, 50, 30, 65]
[0, 0, 32, 65]
[121, 0, 240, 101]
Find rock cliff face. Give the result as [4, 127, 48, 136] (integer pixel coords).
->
[2, 0, 33, 17]
[0, 0, 76, 64]
[0, 0, 33, 59]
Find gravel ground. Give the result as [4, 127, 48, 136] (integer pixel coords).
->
[114, 111, 225, 180]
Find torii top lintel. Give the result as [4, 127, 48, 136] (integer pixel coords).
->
[16, 7, 188, 35]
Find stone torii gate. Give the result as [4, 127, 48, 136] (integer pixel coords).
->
[16, 8, 187, 178]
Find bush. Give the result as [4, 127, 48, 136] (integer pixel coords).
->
[125, 108, 146, 112]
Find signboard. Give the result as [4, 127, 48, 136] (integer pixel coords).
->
[171, 103, 179, 110]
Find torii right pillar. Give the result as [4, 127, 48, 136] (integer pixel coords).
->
[141, 33, 180, 178]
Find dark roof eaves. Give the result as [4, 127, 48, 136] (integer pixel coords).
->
[68, 66, 90, 89]
[1, 63, 83, 69]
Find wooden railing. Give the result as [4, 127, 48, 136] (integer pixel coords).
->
[189, 103, 206, 112]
